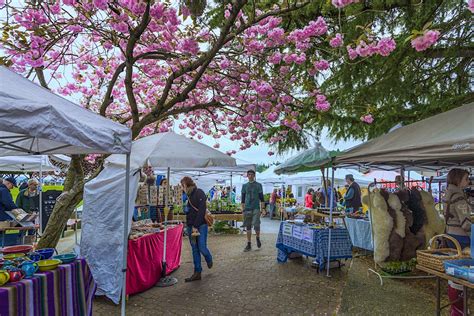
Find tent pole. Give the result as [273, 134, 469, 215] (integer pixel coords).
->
[230, 172, 233, 203]
[326, 167, 335, 277]
[156, 167, 177, 287]
[39, 159, 43, 234]
[121, 153, 131, 316]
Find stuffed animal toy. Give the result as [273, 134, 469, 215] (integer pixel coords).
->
[394, 190, 424, 260]
[407, 188, 427, 234]
[367, 189, 393, 264]
[380, 190, 404, 261]
[419, 189, 445, 244]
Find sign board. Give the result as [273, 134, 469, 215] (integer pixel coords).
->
[283, 223, 293, 236]
[303, 227, 314, 242]
[292, 225, 303, 239]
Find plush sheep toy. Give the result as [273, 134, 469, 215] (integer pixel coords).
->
[364, 189, 393, 264]
[419, 189, 445, 245]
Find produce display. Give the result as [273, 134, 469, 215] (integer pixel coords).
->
[0, 245, 78, 285]
[128, 219, 182, 240]
[208, 200, 240, 214]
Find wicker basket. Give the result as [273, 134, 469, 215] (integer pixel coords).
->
[417, 234, 469, 272]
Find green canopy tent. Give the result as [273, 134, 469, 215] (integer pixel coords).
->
[274, 143, 342, 277]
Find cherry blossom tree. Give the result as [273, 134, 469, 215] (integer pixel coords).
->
[0, 0, 453, 246]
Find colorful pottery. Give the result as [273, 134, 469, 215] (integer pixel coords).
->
[20, 261, 38, 278]
[3, 253, 26, 260]
[8, 269, 24, 282]
[36, 248, 55, 259]
[1, 245, 33, 255]
[1, 260, 15, 269]
[37, 259, 61, 271]
[0, 270, 9, 286]
[27, 252, 44, 262]
[52, 253, 77, 264]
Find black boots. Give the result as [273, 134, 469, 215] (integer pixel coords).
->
[244, 242, 251, 252]
[256, 237, 262, 248]
[185, 272, 201, 282]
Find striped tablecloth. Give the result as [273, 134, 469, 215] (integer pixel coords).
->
[0, 258, 96, 316]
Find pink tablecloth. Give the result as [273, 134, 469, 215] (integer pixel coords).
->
[126, 224, 183, 295]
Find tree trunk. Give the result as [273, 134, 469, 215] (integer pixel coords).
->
[37, 155, 85, 249]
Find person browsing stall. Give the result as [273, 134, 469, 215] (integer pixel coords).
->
[305, 188, 314, 209]
[443, 168, 472, 315]
[181, 176, 213, 282]
[241, 170, 264, 252]
[0, 177, 19, 221]
[16, 178, 40, 213]
[343, 174, 362, 213]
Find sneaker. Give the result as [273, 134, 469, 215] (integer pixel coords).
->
[244, 243, 251, 252]
[256, 238, 262, 248]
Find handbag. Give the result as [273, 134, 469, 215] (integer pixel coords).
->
[188, 198, 214, 227]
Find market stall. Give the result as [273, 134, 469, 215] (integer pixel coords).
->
[81, 132, 236, 303]
[0, 259, 95, 316]
[0, 66, 132, 315]
[329, 103, 474, 310]
[126, 222, 183, 295]
[276, 221, 352, 271]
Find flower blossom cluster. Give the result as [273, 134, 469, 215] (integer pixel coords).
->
[329, 33, 344, 48]
[331, 0, 360, 9]
[346, 37, 396, 60]
[360, 114, 374, 124]
[410, 30, 440, 52]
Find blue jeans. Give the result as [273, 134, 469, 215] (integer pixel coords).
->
[187, 224, 213, 273]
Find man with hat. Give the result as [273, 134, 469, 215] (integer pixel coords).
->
[343, 174, 362, 213]
[0, 177, 19, 221]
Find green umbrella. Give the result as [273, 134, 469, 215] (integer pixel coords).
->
[274, 143, 339, 175]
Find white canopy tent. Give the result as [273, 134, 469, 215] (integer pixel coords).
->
[81, 132, 236, 304]
[0, 155, 64, 172]
[0, 66, 132, 315]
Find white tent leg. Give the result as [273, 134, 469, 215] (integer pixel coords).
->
[39, 161, 43, 234]
[121, 153, 131, 316]
[326, 167, 335, 277]
[156, 167, 177, 287]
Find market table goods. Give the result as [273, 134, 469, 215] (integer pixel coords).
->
[126, 223, 183, 295]
[276, 222, 352, 271]
[0, 258, 96, 316]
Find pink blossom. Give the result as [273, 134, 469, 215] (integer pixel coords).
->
[219, 58, 231, 70]
[268, 52, 282, 64]
[150, 4, 165, 19]
[268, 151, 275, 156]
[213, 143, 220, 149]
[267, 112, 279, 122]
[315, 59, 329, 71]
[361, 114, 374, 124]
[63, 0, 76, 5]
[255, 82, 274, 97]
[315, 94, 331, 112]
[411, 30, 440, 52]
[469, 0, 474, 13]
[347, 45, 358, 60]
[331, 0, 359, 9]
[50, 4, 61, 14]
[224, 10, 231, 19]
[376, 37, 396, 56]
[283, 53, 298, 64]
[329, 33, 344, 47]
[179, 38, 199, 54]
[67, 25, 83, 33]
[294, 53, 306, 65]
[93, 0, 108, 10]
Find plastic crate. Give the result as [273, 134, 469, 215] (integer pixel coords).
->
[444, 259, 474, 283]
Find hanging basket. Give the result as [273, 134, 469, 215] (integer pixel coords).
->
[417, 234, 469, 272]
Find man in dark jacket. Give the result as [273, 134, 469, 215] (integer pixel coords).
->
[16, 178, 40, 213]
[343, 174, 362, 212]
[0, 177, 19, 221]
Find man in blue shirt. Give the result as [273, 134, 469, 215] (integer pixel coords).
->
[0, 177, 19, 221]
[241, 170, 264, 252]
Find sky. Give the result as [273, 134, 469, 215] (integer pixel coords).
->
[190, 127, 362, 165]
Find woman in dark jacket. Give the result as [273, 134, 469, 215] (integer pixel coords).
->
[180, 176, 213, 282]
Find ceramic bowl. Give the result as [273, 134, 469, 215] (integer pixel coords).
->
[52, 253, 77, 264]
[3, 253, 26, 260]
[36, 248, 55, 259]
[37, 259, 61, 271]
[0, 270, 9, 286]
[1, 245, 33, 255]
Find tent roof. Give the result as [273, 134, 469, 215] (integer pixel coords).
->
[0, 155, 59, 172]
[0, 66, 131, 155]
[274, 142, 331, 175]
[106, 132, 236, 170]
[334, 103, 474, 170]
